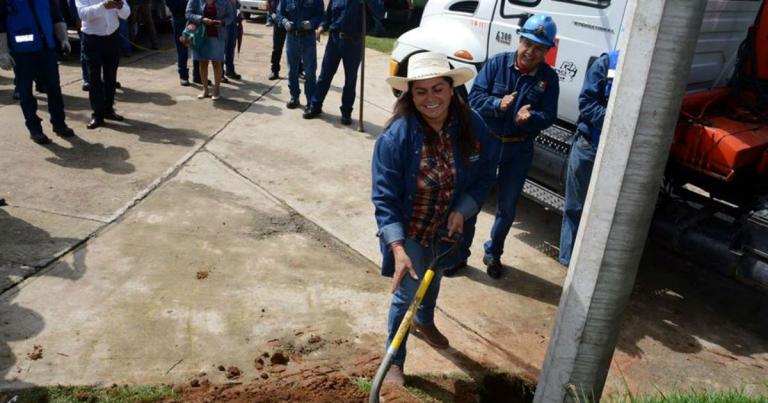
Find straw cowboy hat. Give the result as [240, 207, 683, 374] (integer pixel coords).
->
[386, 52, 475, 93]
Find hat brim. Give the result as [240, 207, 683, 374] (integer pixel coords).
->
[385, 66, 475, 93]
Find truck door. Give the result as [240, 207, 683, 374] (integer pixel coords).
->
[487, 0, 628, 124]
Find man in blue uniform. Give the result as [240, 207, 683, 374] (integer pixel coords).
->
[559, 50, 619, 267]
[462, 14, 560, 279]
[277, 0, 323, 110]
[302, 0, 382, 125]
[167, 0, 191, 86]
[1, 0, 75, 144]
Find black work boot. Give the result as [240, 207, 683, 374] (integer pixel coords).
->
[483, 255, 503, 279]
[302, 106, 322, 119]
[30, 131, 51, 145]
[286, 97, 301, 109]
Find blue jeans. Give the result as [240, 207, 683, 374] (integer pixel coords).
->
[172, 14, 189, 80]
[559, 135, 597, 266]
[484, 140, 535, 260]
[225, 21, 237, 75]
[386, 239, 444, 368]
[286, 32, 317, 103]
[310, 32, 361, 116]
[12, 47, 67, 133]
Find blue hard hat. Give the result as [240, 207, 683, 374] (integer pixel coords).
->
[519, 14, 557, 48]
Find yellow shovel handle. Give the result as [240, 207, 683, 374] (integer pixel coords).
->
[388, 268, 435, 351]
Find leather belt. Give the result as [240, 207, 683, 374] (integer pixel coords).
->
[289, 30, 313, 36]
[495, 134, 526, 143]
[335, 31, 361, 40]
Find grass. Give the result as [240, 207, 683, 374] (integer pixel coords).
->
[3, 385, 176, 403]
[365, 35, 396, 54]
[613, 389, 768, 403]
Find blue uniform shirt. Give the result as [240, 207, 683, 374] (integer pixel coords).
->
[320, 0, 383, 34]
[277, 0, 324, 31]
[469, 51, 559, 139]
[577, 50, 619, 146]
[371, 110, 500, 276]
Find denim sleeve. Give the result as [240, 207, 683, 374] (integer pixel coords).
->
[521, 72, 559, 133]
[371, 132, 407, 246]
[276, 0, 287, 26]
[469, 57, 503, 119]
[220, 0, 234, 27]
[186, 0, 203, 24]
[454, 114, 500, 218]
[579, 54, 609, 129]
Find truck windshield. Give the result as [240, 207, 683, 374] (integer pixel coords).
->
[508, 0, 610, 8]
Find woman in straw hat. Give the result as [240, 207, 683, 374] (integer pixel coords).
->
[371, 52, 500, 385]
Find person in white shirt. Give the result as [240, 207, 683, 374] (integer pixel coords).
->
[76, 0, 130, 129]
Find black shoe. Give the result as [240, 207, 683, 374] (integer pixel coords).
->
[221, 76, 230, 84]
[268, 71, 279, 80]
[286, 98, 301, 109]
[114, 81, 122, 89]
[180, 79, 191, 87]
[442, 260, 467, 278]
[226, 72, 241, 80]
[53, 126, 76, 138]
[30, 131, 51, 144]
[0, 198, 6, 207]
[35, 84, 47, 94]
[340, 114, 352, 126]
[87, 117, 104, 130]
[483, 255, 503, 279]
[299, 72, 305, 80]
[103, 112, 124, 121]
[82, 83, 90, 92]
[302, 107, 322, 119]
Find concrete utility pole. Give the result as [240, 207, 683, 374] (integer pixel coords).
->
[534, 0, 708, 401]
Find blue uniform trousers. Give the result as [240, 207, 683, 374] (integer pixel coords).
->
[559, 135, 597, 266]
[225, 21, 237, 75]
[12, 47, 67, 134]
[310, 32, 361, 116]
[172, 14, 190, 80]
[484, 140, 535, 260]
[285, 32, 316, 103]
[386, 239, 444, 368]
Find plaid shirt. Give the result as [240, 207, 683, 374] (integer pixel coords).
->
[407, 126, 456, 246]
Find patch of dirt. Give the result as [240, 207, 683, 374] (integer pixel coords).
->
[196, 271, 209, 280]
[26, 345, 43, 361]
[225, 366, 241, 380]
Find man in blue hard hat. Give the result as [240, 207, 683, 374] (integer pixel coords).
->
[454, 14, 560, 279]
[559, 50, 620, 267]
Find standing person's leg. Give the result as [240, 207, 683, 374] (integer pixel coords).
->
[285, 33, 301, 106]
[102, 33, 122, 117]
[212, 60, 223, 99]
[83, 34, 107, 125]
[269, 24, 286, 79]
[138, 2, 159, 49]
[224, 22, 238, 78]
[484, 141, 534, 276]
[79, 31, 90, 89]
[306, 34, 342, 117]
[299, 34, 317, 107]
[39, 47, 72, 135]
[172, 14, 190, 84]
[338, 35, 362, 123]
[198, 59, 210, 97]
[559, 136, 597, 266]
[12, 50, 48, 143]
[193, 60, 202, 83]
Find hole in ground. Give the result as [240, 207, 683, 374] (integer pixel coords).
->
[479, 373, 535, 403]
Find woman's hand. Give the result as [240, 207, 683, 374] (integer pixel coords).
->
[446, 211, 464, 239]
[202, 17, 213, 25]
[391, 243, 418, 293]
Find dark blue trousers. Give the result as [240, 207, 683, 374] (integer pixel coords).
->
[172, 14, 190, 80]
[225, 21, 237, 75]
[559, 135, 597, 266]
[12, 47, 67, 134]
[310, 32, 361, 116]
[286, 32, 316, 103]
[82, 31, 121, 118]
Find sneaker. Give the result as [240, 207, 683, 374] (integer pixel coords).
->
[30, 132, 51, 145]
[302, 106, 322, 119]
[483, 255, 503, 279]
[286, 98, 301, 109]
[53, 126, 76, 138]
[411, 322, 449, 349]
[442, 260, 467, 278]
[383, 365, 405, 386]
[340, 114, 352, 126]
[180, 79, 191, 87]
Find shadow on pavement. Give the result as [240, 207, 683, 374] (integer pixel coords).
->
[108, 118, 208, 146]
[117, 86, 177, 106]
[44, 135, 135, 175]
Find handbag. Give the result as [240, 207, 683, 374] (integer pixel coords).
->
[191, 23, 208, 53]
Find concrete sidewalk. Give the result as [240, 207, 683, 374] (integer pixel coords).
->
[1, 20, 767, 400]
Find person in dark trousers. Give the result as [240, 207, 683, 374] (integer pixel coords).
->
[167, 0, 191, 85]
[266, 0, 302, 81]
[458, 14, 560, 279]
[1, 0, 76, 144]
[76, 0, 130, 129]
[276, 0, 323, 109]
[559, 50, 619, 267]
[302, 0, 383, 125]
[222, 0, 241, 81]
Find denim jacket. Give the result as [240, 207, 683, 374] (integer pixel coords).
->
[371, 110, 500, 276]
[186, 0, 234, 39]
[276, 0, 324, 31]
[320, 0, 383, 34]
[469, 51, 559, 140]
